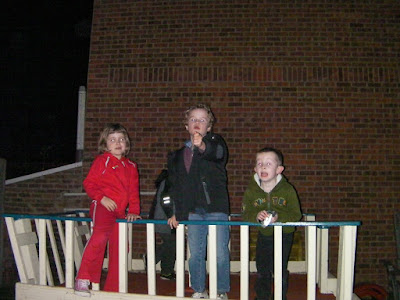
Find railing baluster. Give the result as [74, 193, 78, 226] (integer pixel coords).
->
[56, 220, 66, 261]
[46, 219, 64, 284]
[273, 226, 283, 300]
[65, 220, 74, 289]
[146, 223, 156, 295]
[176, 224, 186, 297]
[306, 225, 317, 300]
[337, 225, 357, 300]
[316, 227, 321, 285]
[38, 219, 47, 286]
[240, 225, 249, 300]
[16, 219, 39, 284]
[209, 224, 217, 299]
[127, 222, 133, 271]
[118, 222, 128, 293]
[4, 217, 29, 284]
[317, 227, 331, 293]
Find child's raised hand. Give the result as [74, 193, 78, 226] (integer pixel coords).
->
[100, 197, 117, 212]
[126, 213, 141, 222]
[192, 132, 204, 149]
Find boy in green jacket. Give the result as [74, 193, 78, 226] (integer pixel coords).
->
[242, 147, 302, 300]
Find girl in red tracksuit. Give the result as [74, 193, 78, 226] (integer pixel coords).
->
[74, 123, 141, 296]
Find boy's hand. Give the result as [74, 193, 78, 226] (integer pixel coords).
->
[168, 215, 179, 228]
[193, 132, 205, 150]
[101, 197, 117, 211]
[257, 210, 269, 222]
[270, 212, 278, 223]
[257, 211, 278, 223]
[126, 213, 142, 222]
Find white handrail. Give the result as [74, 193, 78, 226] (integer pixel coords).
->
[3, 213, 360, 299]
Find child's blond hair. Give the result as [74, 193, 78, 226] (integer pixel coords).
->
[183, 103, 215, 127]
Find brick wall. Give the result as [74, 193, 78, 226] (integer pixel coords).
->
[84, 0, 400, 288]
[4, 168, 85, 214]
[3, 0, 399, 290]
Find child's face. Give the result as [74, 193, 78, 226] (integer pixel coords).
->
[106, 132, 127, 159]
[254, 152, 284, 184]
[185, 108, 211, 137]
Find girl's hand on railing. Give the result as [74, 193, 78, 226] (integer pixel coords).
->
[101, 197, 117, 211]
[168, 215, 179, 228]
[126, 213, 142, 222]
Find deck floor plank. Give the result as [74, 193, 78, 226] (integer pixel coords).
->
[98, 271, 337, 299]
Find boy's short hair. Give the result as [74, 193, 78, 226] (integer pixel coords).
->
[98, 123, 131, 155]
[257, 147, 284, 166]
[183, 103, 215, 127]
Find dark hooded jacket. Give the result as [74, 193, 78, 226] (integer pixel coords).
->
[149, 169, 174, 234]
[167, 132, 230, 220]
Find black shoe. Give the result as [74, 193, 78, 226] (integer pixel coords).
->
[255, 295, 284, 300]
[160, 273, 176, 280]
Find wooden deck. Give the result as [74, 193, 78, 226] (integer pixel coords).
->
[106, 271, 337, 299]
[2, 271, 337, 299]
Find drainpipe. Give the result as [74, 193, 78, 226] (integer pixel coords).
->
[76, 86, 86, 162]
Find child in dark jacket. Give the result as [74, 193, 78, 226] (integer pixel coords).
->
[147, 169, 176, 280]
[242, 147, 302, 300]
[167, 104, 230, 299]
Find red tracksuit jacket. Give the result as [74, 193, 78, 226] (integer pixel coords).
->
[83, 152, 140, 215]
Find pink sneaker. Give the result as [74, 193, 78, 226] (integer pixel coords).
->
[74, 279, 91, 297]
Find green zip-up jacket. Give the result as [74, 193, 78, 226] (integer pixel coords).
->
[242, 173, 302, 236]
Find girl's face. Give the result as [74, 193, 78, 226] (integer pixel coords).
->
[106, 132, 127, 159]
[185, 108, 212, 137]
[254, 152, 284, 184]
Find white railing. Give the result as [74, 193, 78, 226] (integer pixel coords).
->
[3, 212, 360, 300]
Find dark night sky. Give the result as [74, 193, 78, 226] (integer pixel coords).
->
[0, 1, 93, 179]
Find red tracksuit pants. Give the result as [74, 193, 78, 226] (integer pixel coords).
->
[76, 201, 125, 292]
